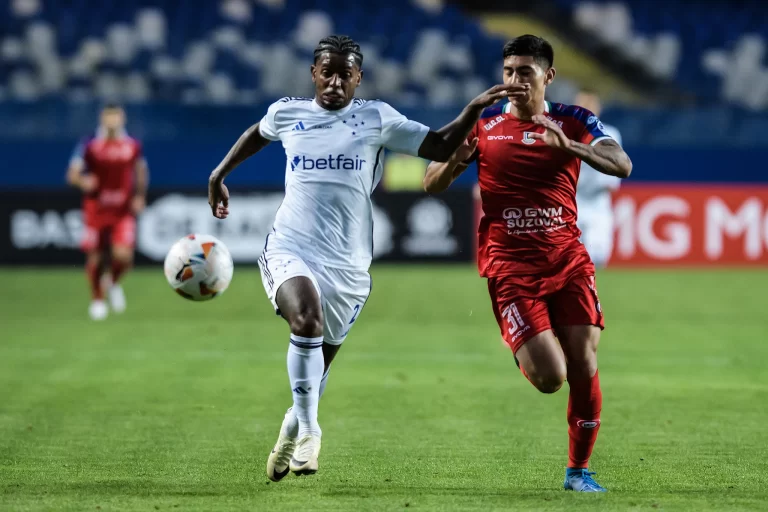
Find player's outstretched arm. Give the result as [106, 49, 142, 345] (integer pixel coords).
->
[569, 139, 632, 178]
[416, 84, 529, 163]
[66, 157, 97, 193]
[530, 115, 632, 178]
[208, 122, 271, 219]
[423, 138, 478, 193]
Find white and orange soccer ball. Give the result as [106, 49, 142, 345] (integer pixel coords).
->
[163, 234, 234, 301]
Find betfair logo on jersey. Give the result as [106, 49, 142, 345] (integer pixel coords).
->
[483, 115, 506, 131]
[290, 154, 366, 171]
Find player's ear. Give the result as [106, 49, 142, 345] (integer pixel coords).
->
[545, 67, 556, 86]
[357, 68, 363, 86]
[310, 64, 317, 83]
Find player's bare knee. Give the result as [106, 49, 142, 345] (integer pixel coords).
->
[531, 371, 566, 394]
[567, 351, 598, 380]
[112, 247, 133, 267]
[289, 308, 323, 338]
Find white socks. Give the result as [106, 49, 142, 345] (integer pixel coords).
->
[283, 344, 332, 439]
[287, 334, 324, 438]
[318, 365, 331, 397]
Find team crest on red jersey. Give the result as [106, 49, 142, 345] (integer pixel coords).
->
[522, 132, 537, 145]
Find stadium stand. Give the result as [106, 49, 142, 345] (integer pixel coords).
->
[0, 0, 527, 107]
[553, 0, 768, 110]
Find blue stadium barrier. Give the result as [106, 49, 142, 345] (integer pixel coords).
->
[1, 101, 767, 187]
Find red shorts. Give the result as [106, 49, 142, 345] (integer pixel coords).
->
[81, 214, 136, 252]
[487, 258, 604, 354]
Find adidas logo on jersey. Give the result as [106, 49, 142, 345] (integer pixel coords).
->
[292, 121, 306, 131]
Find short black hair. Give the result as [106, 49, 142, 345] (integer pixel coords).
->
[503, 35, 554, 69]
[313, 35, 363, 67]
[101, 102, 123, 111]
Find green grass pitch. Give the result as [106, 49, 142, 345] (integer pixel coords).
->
[1, 265, 768, 511]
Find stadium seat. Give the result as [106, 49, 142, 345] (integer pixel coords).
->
[554, 0, 768, 109]
[2, 0, 766, 110]
[0, 0, 513, 106]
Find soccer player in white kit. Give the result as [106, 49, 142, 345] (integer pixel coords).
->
[574, 89, 624, 268]
[207, 35, 528, 480]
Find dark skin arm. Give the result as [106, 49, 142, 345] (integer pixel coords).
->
[415, 83, 529, 162]
[208, 123, 271, 218]
[423, 139, 477, 194]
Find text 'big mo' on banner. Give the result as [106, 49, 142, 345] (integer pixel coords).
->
[611, 185, 768, 265]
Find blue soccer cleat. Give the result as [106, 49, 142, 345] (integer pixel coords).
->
[564, 468, 607, 492]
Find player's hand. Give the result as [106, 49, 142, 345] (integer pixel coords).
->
[208, 173, 230, 219]
[131, 195, 146, 215]
[470, 83, 530, 110]
[80, 174, 98, 194]
[450, 137, 479, 164]
[529, 114, 572, 150]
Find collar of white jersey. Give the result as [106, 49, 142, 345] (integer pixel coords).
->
[310, 97, 357, 115]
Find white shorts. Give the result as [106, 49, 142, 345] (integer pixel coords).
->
[257, 243, 372, 345]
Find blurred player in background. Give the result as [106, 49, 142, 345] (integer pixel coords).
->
[424, 35, 632, 492]
[66, 104, 148, 321]
[574, 89, 624, 268]
[207, 35, 523, 481]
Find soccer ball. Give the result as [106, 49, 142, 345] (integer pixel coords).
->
[163, 234, 234, 301]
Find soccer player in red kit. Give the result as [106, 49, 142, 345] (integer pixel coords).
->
[66, 104, 149, 321]
[424, 35, 632, 492]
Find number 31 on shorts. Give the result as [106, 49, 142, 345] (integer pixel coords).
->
[502, 302, 530, 341]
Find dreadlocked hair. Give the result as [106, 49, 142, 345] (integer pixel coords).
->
[313, 35, 363, 67]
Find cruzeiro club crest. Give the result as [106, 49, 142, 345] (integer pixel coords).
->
[522, 132, 537, 145]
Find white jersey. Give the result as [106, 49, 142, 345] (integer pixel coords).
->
[576, 122, 623, 225]
[258, 97, 429, 270]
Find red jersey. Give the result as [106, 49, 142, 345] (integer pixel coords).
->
[72, 131, 143, 226]
[468, 101, 613, 277]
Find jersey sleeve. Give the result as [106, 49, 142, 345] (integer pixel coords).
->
[258, 101, 282, 141]
[376, 101, 430, 156]
[574, 109, 614, 147]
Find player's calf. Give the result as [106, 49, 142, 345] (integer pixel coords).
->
[275, 277, 325, 476]
[111, 245, 133, 283]
[85, 251, 108, 320]
[559, 325, 602, 472]
[108, 245, 133, 314]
